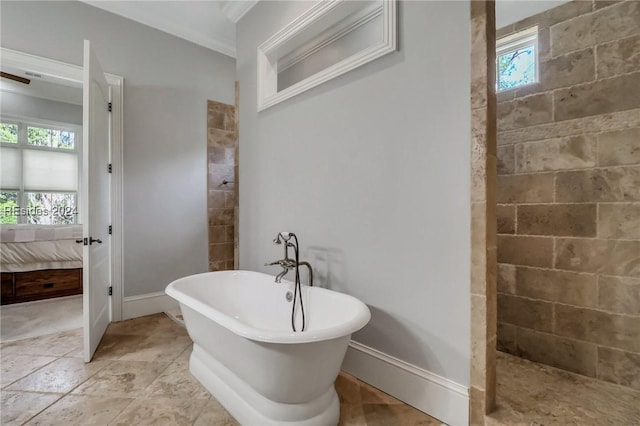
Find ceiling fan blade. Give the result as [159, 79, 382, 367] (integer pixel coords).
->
[1, 72, 30, 85]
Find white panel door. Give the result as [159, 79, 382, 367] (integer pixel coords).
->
[82, 40, 111, 362]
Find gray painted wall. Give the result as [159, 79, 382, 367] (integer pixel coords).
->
[237, 1, 471, 385]
[1, 91, 83, 125]
[0, 0, 236, 297]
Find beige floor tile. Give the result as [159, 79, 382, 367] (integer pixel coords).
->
[335, 373, 362, 405]
[334, 372, 442, 425]
[362, 403, 444, 426]
[488, 352, 640, 426]
[0, 354, 57, 387]
[339, 402, 368, 425]
[7, 357, 111, 393]
[71, 360, 168, 397]
[60, 347, 84, 359]
[117, 333, 192, 364]
[193, 398, 238, 426]
[90, 333, 148, 361]
[0, 390, 61, 426]
[0, 314, 454, 426]
[1, 295, 82, 342]
[144, 349, 210, 400]
[110, 397, 208, 426]
[106, 313, 185, 337]
[0, 329, 82, 358]
[91, 330, 190, 364]
[23, 394, 134, 426]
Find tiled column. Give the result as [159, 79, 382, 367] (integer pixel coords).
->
[207, 100, 237, 271]
[234, 82, 240, 270]
[470, 1, 497, 424]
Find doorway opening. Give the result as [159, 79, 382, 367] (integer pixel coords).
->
[0, 47, 124, 360]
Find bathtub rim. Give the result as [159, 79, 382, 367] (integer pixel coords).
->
[165, 270, 371, 344]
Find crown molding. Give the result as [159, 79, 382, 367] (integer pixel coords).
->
[220, 0, 259, 23]
[83, 1, 237, 58]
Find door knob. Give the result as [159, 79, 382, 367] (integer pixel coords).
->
[89, 237, 102, 245]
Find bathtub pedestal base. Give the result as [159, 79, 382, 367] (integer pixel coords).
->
[190, 344, 340, 426]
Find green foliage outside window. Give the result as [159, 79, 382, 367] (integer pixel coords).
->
[1, 123, 18, 143]
[0, 192, 18, 224]
[27, 192, 77, 224]
[497, 46, 536, 92]
[27, 126, 74, 149]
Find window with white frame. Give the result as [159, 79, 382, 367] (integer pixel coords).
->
[496, 26, 538, 92]
[0, 119, 81, 224]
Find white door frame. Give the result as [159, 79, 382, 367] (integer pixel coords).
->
[1, 47, 125, 321]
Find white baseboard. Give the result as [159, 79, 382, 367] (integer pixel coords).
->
[122, 291, 179, 320]
[342, 341, 469, 426]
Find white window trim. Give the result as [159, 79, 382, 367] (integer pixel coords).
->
[496, 26, 539, 92]
[257, 0, 397, 111]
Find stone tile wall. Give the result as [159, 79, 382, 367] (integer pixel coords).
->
[470, 1, 497, 423]
[496, 0, 640, 391]
[233, 82, 240, 269]
[207, 101, 237, 271]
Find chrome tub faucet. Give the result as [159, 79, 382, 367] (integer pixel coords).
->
[265, 232, 313, 286]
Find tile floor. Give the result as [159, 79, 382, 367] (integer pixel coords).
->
[1, 313, 443, 426]
[1, 296, 83, 343]
[488, 352, 640, 426]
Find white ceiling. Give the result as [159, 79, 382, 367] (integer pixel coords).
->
[1, 65, 83, 105]
[82, 1, 257, 58]
[496, 0, 571, 28]
[0, 77, 83, 106]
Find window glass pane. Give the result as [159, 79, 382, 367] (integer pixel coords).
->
[56, 131, 75, 149]
[0, 191, 19, 224]
[1, 123, 18, 143]
[26, 126, 75, 149]
[28, 126, 51, 147]
[497, 45, 536, 91]
[26, 192, 77, 224]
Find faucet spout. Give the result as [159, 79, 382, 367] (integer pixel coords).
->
[275, 268, 289, 283]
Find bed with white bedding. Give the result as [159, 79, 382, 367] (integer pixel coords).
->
[1, 224, 83, 305]
[1, 224, 83, 272]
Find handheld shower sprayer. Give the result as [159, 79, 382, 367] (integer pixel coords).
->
[273, 232, 293, 244]
[274, 232, 295, 260]
[271, 231, 305, 331]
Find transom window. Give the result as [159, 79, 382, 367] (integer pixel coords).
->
[0, 119, 81, 224]
[496, 26, 538, 92]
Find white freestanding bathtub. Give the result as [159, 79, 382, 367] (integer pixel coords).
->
[165, 270, 371, 425]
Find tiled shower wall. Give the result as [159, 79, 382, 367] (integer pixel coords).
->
[470, 1, 497, 423]
[207, 101, 236, 271]
[496, 0, 640, 391]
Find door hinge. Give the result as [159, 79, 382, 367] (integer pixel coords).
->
[108, 163, 112, 173]
[108, 102, 112, 112]
[108, 225, 112, 235]
[108, 286, 113, 296]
